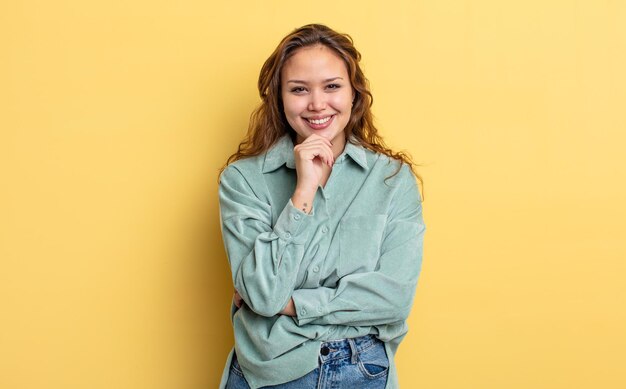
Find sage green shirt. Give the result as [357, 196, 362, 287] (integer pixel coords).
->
[218, 134, 425, 389]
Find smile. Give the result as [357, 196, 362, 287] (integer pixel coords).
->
[304, 115, 335, 130]
[307, 116, 333, 125]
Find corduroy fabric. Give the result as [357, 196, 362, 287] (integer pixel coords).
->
[218, 135, 425, 389]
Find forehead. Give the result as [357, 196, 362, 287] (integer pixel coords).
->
[281, 44, 349, 80]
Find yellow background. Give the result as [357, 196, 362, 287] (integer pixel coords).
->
[2, 1, 625, 388]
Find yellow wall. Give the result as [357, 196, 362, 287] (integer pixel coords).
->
[2, 1, 625, 388]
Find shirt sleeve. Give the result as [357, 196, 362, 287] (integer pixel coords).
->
[290, 165, 425, 327]
[219, 165, 316, 317]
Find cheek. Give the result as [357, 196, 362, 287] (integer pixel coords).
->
[282, 96, 303, 117]
[329, 93, 353, 111]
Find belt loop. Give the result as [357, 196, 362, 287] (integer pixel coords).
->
[347, 338, 359, 364]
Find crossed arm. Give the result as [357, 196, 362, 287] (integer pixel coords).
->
[219, 164, 424, 327]
[232, 289, 296, 315]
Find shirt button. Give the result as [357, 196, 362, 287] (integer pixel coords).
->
[312, 265, 320, 273]
[284, 232, 291, 239]
[317, 306, 323, 313]
[300, 308, 307, 315]
[321, 226, 329, 233]
[293, 214, 301, 221]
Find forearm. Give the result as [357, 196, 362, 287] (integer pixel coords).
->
[227, 202, 312, 316]
[290, 273, 419, 327]
[290, 214, 425, 327]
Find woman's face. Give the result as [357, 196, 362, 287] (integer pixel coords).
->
[280, 44, 354, 148]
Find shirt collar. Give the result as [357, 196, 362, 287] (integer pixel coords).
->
[262, 135, 296, 173]
[343, 137, 368, 170]
[262, 134, 369, 173]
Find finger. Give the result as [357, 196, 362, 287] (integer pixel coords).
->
[306, 148, 332, 167]
[325, 145, 334, 166]
[300, 139, 333, 158]
[297, 139, 331, 152]
[296, 143, 334, 165]
[309, 143, 333, 167]
[301, 134, 332, 146]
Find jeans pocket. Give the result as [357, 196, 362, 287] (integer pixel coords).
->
[357, 340, 390, 379]
[230, 352, 245, 377]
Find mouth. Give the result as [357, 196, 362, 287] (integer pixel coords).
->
[304, 115, 335, 130]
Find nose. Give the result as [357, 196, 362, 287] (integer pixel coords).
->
[307, 90, 326, 111]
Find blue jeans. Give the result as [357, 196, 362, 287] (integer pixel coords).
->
[225, 334, 389, 389]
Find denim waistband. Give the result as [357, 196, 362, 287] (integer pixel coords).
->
[318, 334, 381, 363]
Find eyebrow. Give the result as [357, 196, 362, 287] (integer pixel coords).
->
[286, 77, 344, 84]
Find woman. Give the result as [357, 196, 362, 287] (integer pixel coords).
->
[218, 24, 425, 389]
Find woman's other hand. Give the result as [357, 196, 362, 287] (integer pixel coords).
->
[233, 289, 243, 308]
[233, 289, 296, 317]
[279, 297, 296, 317]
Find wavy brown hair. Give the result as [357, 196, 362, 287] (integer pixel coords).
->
[221, 24, 423, 191]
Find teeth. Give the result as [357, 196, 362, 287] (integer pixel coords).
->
[308, 116, 332, 125]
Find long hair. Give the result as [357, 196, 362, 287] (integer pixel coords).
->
[221, 24, 423, 190]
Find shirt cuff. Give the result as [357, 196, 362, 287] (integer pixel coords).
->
[291, 287, 332, 326]
[273, 199, 314, 245]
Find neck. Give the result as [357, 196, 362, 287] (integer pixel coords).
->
[331, 135, 347, 159]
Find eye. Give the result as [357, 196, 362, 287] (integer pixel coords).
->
[290, 86, 307, 93]
[326, 83, 341, 90]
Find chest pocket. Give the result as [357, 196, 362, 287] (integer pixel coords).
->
[338, 215, 388, 276]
